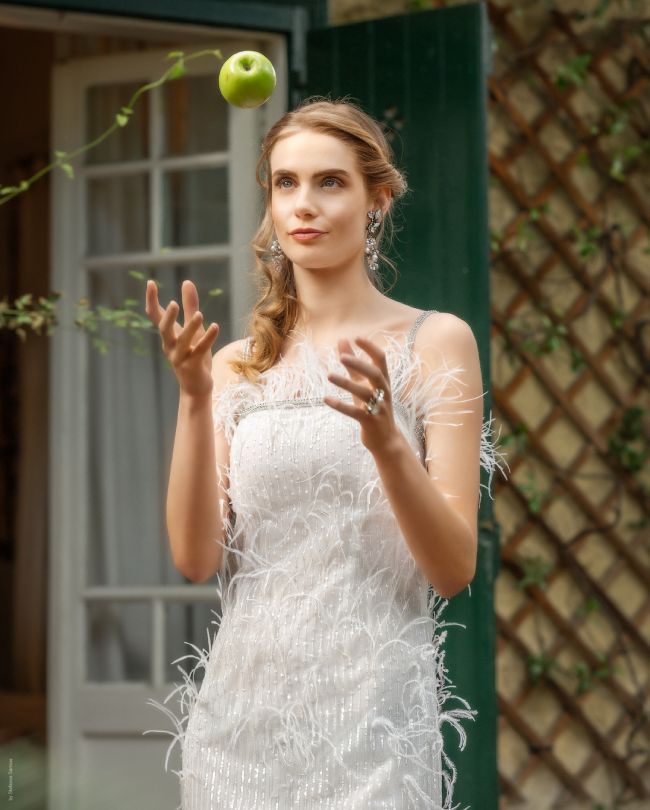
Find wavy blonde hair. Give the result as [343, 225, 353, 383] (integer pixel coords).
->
[229, 95, 409, 382]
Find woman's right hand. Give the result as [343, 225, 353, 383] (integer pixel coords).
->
[145, 279, 220, 398]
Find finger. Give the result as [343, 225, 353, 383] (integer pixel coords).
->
[353, 336, 389, 376]
[337, 338, 364, 380]
[145, 280, 165, 327]
[193, 322, 220, 354]
[159, 300, 180, 346]
[323, 395, 363, 420]
[176, 310, 206, 354]
[340, 353, 386, 390]
[181, 280, 200, 328]
[327, 371, 374, 402]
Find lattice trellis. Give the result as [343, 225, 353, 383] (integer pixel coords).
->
[486, 1, 650, 808]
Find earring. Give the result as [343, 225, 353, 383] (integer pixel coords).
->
[365, 209, 382, 274]
[270, 236, 285, 270]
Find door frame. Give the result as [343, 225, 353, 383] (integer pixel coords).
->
[46, 18, 287, 810]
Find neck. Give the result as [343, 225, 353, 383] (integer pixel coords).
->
[290, 260, 387, 339]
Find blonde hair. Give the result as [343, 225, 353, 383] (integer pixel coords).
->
[229, 95, 409, 382]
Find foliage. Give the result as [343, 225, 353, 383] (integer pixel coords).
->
[0, 48, 224, 352]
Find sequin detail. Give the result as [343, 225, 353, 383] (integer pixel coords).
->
[144, 311, 508, 809]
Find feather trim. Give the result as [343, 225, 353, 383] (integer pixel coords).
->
[144, 333, 508, 809]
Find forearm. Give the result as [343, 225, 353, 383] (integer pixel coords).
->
[166, 391, 223, 582]
[371, 432, 476, 598]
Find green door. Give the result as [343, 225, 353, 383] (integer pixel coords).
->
[299, 5, 498, 809]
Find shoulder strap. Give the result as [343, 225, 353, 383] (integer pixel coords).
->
[244, 335, 253, 360]
[407, 310, 438, 354]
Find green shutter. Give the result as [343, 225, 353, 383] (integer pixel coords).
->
[297, 5, 498, 809]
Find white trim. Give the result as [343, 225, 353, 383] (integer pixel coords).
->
[82, 152, 230, 178]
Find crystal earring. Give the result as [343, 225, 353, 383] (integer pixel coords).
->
[365, 209, 382, 274]
[270, 236, 285, 270]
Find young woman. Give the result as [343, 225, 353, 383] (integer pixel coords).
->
[144, 96, 504, 809]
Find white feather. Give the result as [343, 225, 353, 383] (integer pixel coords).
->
[144, 332, 508, 808]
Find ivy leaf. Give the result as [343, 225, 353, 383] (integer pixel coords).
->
[168, 61, 186, 81]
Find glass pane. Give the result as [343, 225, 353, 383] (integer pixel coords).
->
[86, 601, 150, 682]
[86, 261, 233, 589]
[162, 167, 229, 247]
[87, 173, 149, 256]
[85, 81, 149, 164]
[165, 602, 221, 685]
[162, 73, 229, 156]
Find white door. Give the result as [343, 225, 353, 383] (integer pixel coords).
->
[49, 35, 286, 810]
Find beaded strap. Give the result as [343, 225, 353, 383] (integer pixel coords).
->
[405, 310, 438, 459]
[406, 310, 438, 356]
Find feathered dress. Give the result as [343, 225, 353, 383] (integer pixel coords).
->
[145, 310, 507, 809]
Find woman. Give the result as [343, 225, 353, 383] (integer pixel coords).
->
[144, 96, 505, 809]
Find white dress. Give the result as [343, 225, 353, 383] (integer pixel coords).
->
[146, 310, 506, 809]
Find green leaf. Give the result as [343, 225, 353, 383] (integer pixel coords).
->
[610, 154, 625, 181]
[61, 163, 74, 179]
[167, 61, 186, 80]
[116, 113, 129, 127]
[167, 50, 185, 59]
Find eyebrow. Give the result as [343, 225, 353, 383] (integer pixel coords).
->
[271, 168, 352, 179]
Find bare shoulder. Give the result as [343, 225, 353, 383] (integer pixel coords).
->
[415, 311, 479, 365]
[212, 337, 249, 389]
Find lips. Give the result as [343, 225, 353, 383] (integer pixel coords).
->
[290, 229, 325, 235]
[291, 230, 326, 241]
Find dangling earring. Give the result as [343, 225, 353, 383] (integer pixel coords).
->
[365, 209, 382, 274]
[270, 236, 285, 270]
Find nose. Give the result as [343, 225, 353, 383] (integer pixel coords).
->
[293, 186, 317, 218]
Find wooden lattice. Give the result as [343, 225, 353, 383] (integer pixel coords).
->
[486, 1, 650, 808]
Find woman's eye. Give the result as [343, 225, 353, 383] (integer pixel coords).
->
[274, 176, 342, 189]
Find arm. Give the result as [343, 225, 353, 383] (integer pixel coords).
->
[372, 314, 483, 597]
[166, 341, 240, 583]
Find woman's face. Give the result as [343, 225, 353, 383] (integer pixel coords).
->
[269, 129, 380, 273]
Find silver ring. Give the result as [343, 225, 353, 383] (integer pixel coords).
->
[366, 387, 385, 415]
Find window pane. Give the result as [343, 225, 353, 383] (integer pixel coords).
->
[162, 167, 229, 247]
[86, 261, 233, 589]
[162, 74, 228, 156]
[85, 82, 149, 164]
[86, 601, 150, 682]
[87, 173, 150, 255]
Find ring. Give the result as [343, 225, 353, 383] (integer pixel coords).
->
[366, 387, 385, 415]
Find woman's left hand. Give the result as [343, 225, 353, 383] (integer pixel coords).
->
[324, 336, 403, 457]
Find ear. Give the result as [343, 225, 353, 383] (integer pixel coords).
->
[372, 187, 391, 217]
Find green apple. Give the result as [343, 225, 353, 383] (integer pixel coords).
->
[218, 51, 276, 109]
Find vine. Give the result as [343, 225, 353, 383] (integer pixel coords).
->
[0, 48, 225, 355]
